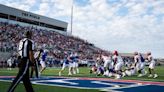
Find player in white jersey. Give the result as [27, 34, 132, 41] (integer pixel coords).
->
[147, 52, 158, 78]
[7, 57, 13, 70]
[113, 51, 124, 79]
[134, 52, 141, 71]
[102, 53, 113, 76]
[122, 64, 136, 77]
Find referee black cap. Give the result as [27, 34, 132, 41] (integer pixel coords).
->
[25, 31, 32, 38]
[40, 49, 43, 52]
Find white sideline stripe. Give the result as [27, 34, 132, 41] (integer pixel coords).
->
[8, 60, 29, 92]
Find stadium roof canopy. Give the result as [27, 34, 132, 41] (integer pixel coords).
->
[0, 4, 68, 32]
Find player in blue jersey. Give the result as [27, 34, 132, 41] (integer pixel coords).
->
[72, 52, 80, 74]
[138, 53, 147, 77]
[59, 53, 70, 76]
[39, 49, 48, 76]
[96, 54, 104, 76]
[68, 52, 75, 75]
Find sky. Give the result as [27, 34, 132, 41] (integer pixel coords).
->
[0, 0, 164, 58]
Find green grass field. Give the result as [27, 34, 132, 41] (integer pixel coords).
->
[0, 66, 164, 92]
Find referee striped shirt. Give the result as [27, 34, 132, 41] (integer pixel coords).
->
[18, 38, 34, 58]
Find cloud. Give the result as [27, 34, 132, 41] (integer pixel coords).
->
[0, 0, 37, 11]
[71, 0, 164, 58]
[0, 0, 164, 58]
[36, 3, 50, 15]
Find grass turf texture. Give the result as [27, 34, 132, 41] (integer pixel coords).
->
[0, 66, 164, 92]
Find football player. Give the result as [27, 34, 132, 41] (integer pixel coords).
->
[122, 64, 136, 77]
[30, 49, 43, 78]
[147, 52, 158, 78]
[59, 52, 70, 76]
[67, 52, 75, 75]
[102, 53, 113, 76]
[139, 53, 147, 76]
[96, 54, 104, 76]
[72, 52, 80, 74]
[134, 52, 142, 77]
[7, 57, 13, 70]
[113, 50, 124, 79]
[39, 49, 48, 76]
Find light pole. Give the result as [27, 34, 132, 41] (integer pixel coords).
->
[70, 0, 74, 35]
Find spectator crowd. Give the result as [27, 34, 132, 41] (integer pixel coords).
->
[0, 22, 106, 67]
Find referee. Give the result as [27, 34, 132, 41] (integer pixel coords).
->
[7, 31, 35, 92]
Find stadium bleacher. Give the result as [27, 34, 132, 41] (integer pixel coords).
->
[0, 21, 105, 67]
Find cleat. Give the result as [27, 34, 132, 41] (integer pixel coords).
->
[38, 72, 41, 77]
[145, 71, 147, 75]
[153, 74, 158, 78]
[148, 74, 153, 77]
[68, 73, 72, 76]
[108, 73, 113, 77]
[73, 71, 76, 74]
[59, 72, 61, 76]
[122, 72, 126, 77]
[115, 74, 121, 79]
[138, 74, 143, 77]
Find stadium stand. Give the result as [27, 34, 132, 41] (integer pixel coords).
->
[0, 21, 105, 67]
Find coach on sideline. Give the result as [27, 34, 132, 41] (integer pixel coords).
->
[7, 31, 35, 92]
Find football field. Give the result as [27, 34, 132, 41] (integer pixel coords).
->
[0, 66, 164, 92]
